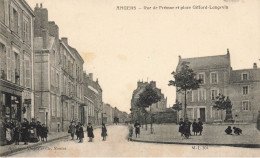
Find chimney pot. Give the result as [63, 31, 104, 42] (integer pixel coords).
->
[36, 3, 39, 8]
[40, 3, 42, 8]
[61, 37, 68, 45]
[253, 63, 257, 69]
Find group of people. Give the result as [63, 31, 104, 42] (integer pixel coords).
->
[68, 122, 107, 143]
[127, 121, 140, 141]
[3, 118, 48, 145]
[179, 118, 203, 138]
[225, 126, 242, 135]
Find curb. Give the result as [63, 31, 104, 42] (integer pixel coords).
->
[1, 124, 111, 157]
[130, 139, 260, 148]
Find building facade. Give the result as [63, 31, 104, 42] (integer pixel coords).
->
[33, 4, 62, 132]
[0, 0, 35, 145]
[130, 81, 167, 122]
[176, 50, 260, 123]
[83, 72, 102, 125]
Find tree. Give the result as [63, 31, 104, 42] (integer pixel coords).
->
[169, 61, 202, 119]
[213, 93, 233, 122]
[172, 100, 182, 123]
[135, 84, 161, 134]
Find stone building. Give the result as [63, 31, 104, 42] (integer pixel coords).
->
[176, 50, 260, 123]
[102, 103, 113, 124]
[33, 4, 62, 132]
[130, 81, 167, 122]
[0, 0, 35, 145]
[83, 72, 102, 125]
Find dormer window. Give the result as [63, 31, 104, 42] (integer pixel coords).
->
[242, 73, 248, 81]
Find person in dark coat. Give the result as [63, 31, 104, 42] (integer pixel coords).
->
[101, 123, 107, 141]
[21, 118, 29, 145]
[29, 118, 38, 142]
[13, 122, 21, 145]
[36, 121, 42, 141]
[233, 127, 242, 135]
[68, 122, 76, 140]
[192, 119, 198, 136]
[87, 123, 94, 142]
[197, 118, 203, 135]
[179, 118, 184, 136]
[41, 124, 48, 142]
[183, 118, 192, 138]
[225, 126, 232, 135]
[78, 123, 84, 143]
[134, 121, 141, 138]
[76, 122, 80, 140]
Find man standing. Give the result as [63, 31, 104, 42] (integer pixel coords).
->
[21, 119, 29, 145]
[197, 118, 203, 135]
[68, 122, 76, 140]
[76, 122, 80, 140]
[87, 123, 94, 142]
[78, 123, 84, 143]
[134, 121, 141, 138]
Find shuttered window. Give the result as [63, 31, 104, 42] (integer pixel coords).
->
[24, 56, 31, 88]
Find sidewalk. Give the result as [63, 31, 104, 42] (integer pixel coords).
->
[0, 124, 109, 157]
[131, 123, 260, 148]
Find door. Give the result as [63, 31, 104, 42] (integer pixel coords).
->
[200, 108, 206, 122]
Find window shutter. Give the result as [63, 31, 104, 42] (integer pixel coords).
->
[10, 6, 14, 31]
[6, 47, 10, 80]
[4, 0, 9, 26]
[25, 59, 29, 87]
[20, 56, 23, 86]
[11, 50, 15, 82]
[17, 11, 21, 37]
[249, 101, 251, 111]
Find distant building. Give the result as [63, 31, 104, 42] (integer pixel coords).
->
[176, 49, 260, 123]
[102, 103, 113, 124]
[130, 81, 167, 122]
[0, 0, 35, 145]
[83, 72, 102, 125]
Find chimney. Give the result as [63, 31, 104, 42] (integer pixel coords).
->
[178, 55, 181, 61]
[48, 21, 59, 40]
[150, 81, 156, 88]
[253, 63, 257, 69]
[36, 3, 39, 8]
[89, 73, 93, 80]
[40, 3, 42, 8]
[61, 37, 68, 45]
[42, 29, 48, 49]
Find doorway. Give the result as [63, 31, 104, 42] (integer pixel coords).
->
[200, 108, 206, 122]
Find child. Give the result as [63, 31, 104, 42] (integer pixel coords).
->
[41, 124, 48, 142]
[233, 127, 242, 135]
[78, 123, 84, 143]
[128, 124, 134, 141]
[192, 119, 198, 136]
[225, 126, 232, 135]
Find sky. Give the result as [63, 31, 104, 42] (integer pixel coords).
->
[26, 0, 260, 113]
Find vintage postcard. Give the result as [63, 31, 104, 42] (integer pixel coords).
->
[0, 0, 260, 157]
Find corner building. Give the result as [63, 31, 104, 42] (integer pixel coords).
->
[176, 50, 260, 123]
[0, 0, 34, 145]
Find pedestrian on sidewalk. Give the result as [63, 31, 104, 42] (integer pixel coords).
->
[183, 118, 191, 139]
[233, 127, 242, 135]
[78, 123, 84, 143]
[128, 123, 134, 141]
[68, 122, 76, 140]
[14, 122, 21, 145]
[225, 126, 232, 135]
[101, 123, 107, 141]
[197, 118, 203, 135]
[192, 119, 198, 136]
[76, 122, 80, 140]
[21, 118, 29, 145]
[134, 121, 140, 138]
[36, 121, 42, 141]
[179, 118, 184, 136]
[41, 124, 48, 142]
[29, 118, 38, 142]
[87, 123, 94, 142]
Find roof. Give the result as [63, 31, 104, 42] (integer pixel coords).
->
[177, 53, 231, 71]
[230, 68, 260, 83]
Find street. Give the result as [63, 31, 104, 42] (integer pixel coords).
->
[9, 125, 260, 157]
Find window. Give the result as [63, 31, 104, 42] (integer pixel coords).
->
[52, 95, 56, 116]
[0, 0, 4, 22]
[210, 72, 218, 84]
[23, 17, 29, 43]
[198, 88, 206, 101]
[198, 73, 205, 84]
[14, 52, 20, 84]
[24, 56, 31, 88]
[6, 47, 11, 81]
[191, 90, 194, 102]
[211, 89, 218, 100]
[242, 73, 248, 81]
[242, 101, 249, 111]
[57, 97, 60, 117]
[11, 6, 19, 34]
[242, 86, 248, 95]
